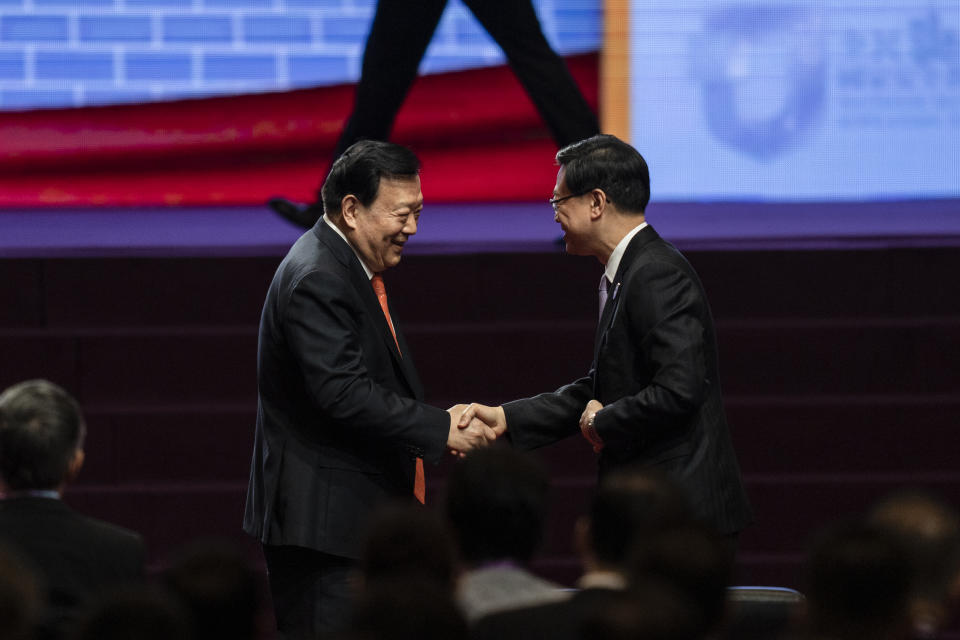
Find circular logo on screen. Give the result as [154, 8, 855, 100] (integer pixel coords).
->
[696, 5, 827, 159]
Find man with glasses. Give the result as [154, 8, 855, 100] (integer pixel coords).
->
[461, 134, 752, 545]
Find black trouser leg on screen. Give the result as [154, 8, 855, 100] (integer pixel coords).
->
[330, 0, 600, 164]
[263, 544, 356, 640]
[464, 0, 600, 146]
[332, 0, 449, 161]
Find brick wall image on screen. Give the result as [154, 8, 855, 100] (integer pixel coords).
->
[0, 0, 600, 110]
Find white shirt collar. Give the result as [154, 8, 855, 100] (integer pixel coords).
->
[324, 214, 374, 280]
[603, 221, 647, 283]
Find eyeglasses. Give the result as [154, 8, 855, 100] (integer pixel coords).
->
[549, 191, 588, 212]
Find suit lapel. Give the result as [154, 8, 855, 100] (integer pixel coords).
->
[391, 315, 426, 400]
[592, 225, 662, 371]
[316, 222, 419, 396]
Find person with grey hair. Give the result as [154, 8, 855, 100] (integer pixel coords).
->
[0, 379, 145, 639]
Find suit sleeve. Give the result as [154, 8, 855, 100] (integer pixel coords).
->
[501, 374, 594, 451]
[284, 269, 450, 463]
[593, 260, 709, 448]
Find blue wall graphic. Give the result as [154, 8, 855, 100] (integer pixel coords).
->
[0, 0, 600, 110]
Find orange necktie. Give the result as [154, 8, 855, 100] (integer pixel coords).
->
[371, 274, 426, 504]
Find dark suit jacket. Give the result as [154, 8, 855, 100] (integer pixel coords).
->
[0, 496, 145, 634]
[243, 220, 450, 559]
[504, 225, 752, 534]
[470, 587, 620, 640]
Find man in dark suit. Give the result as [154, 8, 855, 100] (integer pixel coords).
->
[270, 0, 600, 228]
[0, 379, 145, 639]
[243, 140, 496, 638]
[461, 134, 752, 539]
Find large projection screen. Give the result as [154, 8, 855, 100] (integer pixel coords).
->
[605, 0, 959, 202]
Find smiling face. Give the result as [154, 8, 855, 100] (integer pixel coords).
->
[553, 166, 592, 256]
[346, 176, 423, 272]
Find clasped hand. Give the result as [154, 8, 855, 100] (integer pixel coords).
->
[579, 399, 604, 453]
[445, 403, 507, 457]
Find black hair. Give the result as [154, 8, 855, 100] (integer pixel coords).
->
[589, 465, 692, 566]
[627, 524, 732, 634]
[580, 579, 704, 640]
[349, 577, 466, 640]
[443, 446, 550, 566]
[161, 540, 261, 640]
[868, 489, 960, 604]
[360, 504, 457, 591]
[804, 519, 911, 637]
[321, 140, 420, 217]
[72, 585, 194, 640]
[556, 134, 650, 214]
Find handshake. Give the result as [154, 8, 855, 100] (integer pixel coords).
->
[445, 403, 506, 456]
[444, 398, 606, 457]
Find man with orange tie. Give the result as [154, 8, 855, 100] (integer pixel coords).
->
[243, 140, 496, 639]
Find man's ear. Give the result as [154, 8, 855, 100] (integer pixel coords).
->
[340, 195, 361, 230]
[65, 448, 84, 484]
[589, 189, 608, 220]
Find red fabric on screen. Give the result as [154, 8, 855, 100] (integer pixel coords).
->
[0, 54, 597, 207]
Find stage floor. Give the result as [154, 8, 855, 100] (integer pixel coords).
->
[1, 199, 958, 258]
